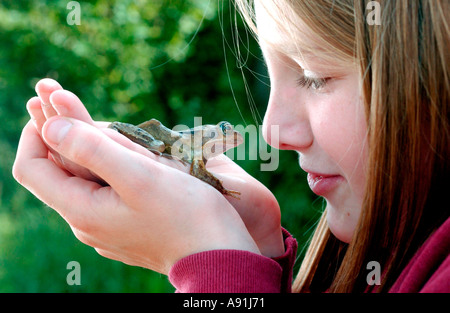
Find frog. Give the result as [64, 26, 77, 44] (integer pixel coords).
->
[108, 119, 243, 199]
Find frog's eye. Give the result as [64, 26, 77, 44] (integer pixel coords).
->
[220, 122, 232, 135]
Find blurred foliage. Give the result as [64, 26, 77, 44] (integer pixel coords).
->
[0, 0, 319, 292]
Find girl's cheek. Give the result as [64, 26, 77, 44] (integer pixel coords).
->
[313, 86, 368, 180]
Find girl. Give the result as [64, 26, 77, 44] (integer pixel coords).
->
[13, 0, 449, 292]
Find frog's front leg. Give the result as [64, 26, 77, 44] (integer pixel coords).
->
[108, 122, 166, 154]
[191, 159, 241, 200]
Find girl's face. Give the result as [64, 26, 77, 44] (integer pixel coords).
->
[256, 1, 368, 243]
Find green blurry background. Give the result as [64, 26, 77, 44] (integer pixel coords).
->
[0, 0, 320, 292]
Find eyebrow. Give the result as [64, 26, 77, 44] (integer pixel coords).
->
[260, 39, 352, 76]
[260, 39, 318, 66]
[259, 34, 326, 61]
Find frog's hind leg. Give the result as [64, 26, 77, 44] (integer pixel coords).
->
[220, 188, 241, 200]
[152, 151, 189, 167]
[190, 160, 241, 200]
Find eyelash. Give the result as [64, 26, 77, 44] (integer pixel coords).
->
[296, 76, 330, 90]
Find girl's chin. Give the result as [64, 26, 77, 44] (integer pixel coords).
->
[325, 203, 358, 244]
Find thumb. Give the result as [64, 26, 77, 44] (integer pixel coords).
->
[42, 116, 160, 196]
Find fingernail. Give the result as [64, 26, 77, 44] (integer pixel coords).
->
[45, 118, 72, 144]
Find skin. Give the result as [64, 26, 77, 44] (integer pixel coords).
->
[256, 1, 368, 243]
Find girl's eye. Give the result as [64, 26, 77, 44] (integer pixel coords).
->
[296, 75, 330, 90]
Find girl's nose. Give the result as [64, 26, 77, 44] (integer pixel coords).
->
[262, 85, 313, 152]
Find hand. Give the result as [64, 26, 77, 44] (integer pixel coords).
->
[14, 79, 284, 275]
[202, 157, 285, 257]
[34, 79, 285, 258]
[13, 118, 261, 275]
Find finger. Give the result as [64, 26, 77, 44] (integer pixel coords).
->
[49, 89, 95, 125]
[13, 121, 51, 163]
[26, 96, 66, 167]
[101, 126, 190, 174]
[95, 121, 112, 128]
[26, 96, 47, 134]
[37, 85, 100, 182]
[35, 78, 62, 119]
[26, 95, 97, 181]
[46, 89, 101, 180]
[100, 127, 177, 164]
[41, 116, 163, 197]
[12, 121, 116, 227]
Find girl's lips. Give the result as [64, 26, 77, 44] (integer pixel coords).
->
[307, 173, 343, 196]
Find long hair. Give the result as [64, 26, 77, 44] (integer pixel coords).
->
[234, 0, 449, 292]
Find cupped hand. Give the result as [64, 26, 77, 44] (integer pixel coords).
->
[14, 79, 285, 273]
[13, 115, 262, 274]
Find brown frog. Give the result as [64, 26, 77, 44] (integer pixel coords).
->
[108, 119, 243, 199]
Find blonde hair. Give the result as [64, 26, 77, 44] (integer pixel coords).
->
[235, 0, 449, 292]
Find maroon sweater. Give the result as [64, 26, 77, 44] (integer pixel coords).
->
[169, 217, 450, 293]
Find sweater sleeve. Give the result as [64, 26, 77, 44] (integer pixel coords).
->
[168, 228, 298, 293]
[389, 216, 450, 293]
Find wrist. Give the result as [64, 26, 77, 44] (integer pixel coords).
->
[256, 226, 285, 258]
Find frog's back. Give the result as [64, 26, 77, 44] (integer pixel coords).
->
[138, 119, 182, 146]
[137, 119, 163, 133]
